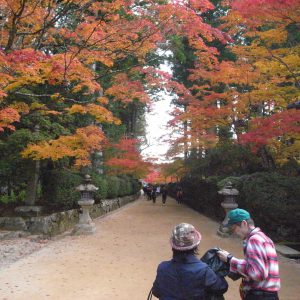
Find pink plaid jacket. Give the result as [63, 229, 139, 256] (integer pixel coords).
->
[230, 227, 280, 293]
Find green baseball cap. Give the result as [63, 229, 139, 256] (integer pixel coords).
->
[226, 208, 250, 226]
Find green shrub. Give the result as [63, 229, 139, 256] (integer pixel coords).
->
[236, 172, 300, 242]
[126, 180, 133, 195]
[0, 190, 27, 204]
[91, 173, 108, 202]
[117, 175, 136, 196]
[41, 169, 81, 210]
[205, 176, 226, 186]
[131, 178, 140, 194]
[0, 192, 16, 204]
[118, 177, 128, 197]
[106, 176, 120, 198]
[217, 176, 243, 190]
[179, 176, 224, 221]
[17, 190, 27, 202]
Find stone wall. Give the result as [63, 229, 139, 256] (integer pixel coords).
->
[0, 194, 138, 236]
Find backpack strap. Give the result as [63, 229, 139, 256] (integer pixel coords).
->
[147, 288, 153, 300]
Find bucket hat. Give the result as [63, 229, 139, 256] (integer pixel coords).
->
[226, 208, 250, 227]
[170, 223, 202, 251]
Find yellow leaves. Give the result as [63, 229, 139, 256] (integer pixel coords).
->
[9, 102, 30, 114]
[87, 104, 119, 124]
[256, 28, 288, 46]
[270, 133, 300, 164]
[50, 93, 63, 102]
[67, 104, 86, 114]
[22, 125, 106, 167]
[97, 97, 109, 105]
[27, 102, 61, 116]
[30, 102, 46, 110]
[67, 104, 120, 125]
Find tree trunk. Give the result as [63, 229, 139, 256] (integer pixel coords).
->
[258, 146, 276, 170]
[25, 160, 40, 206]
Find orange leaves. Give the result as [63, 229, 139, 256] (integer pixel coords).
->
[105, 137, 150, 177]
[144, 169, 163, 184]
[0, 0, 230, 170]
[0, 108, 20, 132]
[105, 73, 150, 104]
[22, 126, 106, 167]
[9, 102, 30, 114]
[189, 0, 215, 12]
[1, 49, 101, 95]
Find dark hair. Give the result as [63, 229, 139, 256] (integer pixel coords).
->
[172, 246, 199, 257]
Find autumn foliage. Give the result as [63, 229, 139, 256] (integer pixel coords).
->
[1, 0, 298, 181]
[168, 0, 300, 167]
[105, 137, 150, 178]
[0, 0, 231, 181]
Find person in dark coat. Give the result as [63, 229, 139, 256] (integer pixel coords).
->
[151, 186, 157, 203]
[152, 223, 228, 300]
[176, 186, 183, 204]
[161, 185, 168, 205]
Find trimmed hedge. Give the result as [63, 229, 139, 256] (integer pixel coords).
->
[236, 172, 300, 242]
[178, 177, 224, 221]
[106, 176, 120, 198]
[179, 172, 300, 242]
[41, 169, 82, 210]
[91, 173, 108, 202]
[42, 170, 140, 210]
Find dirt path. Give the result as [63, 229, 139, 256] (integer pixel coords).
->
[0, 198, 299, 300]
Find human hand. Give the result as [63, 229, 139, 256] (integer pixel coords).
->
[217, 249, 231, 262]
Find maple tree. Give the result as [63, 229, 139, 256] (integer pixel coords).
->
[143, 166, 171, 184]
[105, 136, 153, 178]
[160, 159, 187, 182]
[0, 0, 227, 163]
[167, 0, 300, 169]
[221, 0, 300, 165]
[0, 0, 241, 208]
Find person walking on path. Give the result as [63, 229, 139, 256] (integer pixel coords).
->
[151, 186, 157, 204]
[176, 186, 183, 204]
[217, 208, 280, 300]
[152, 223, 228, 299]
[161, 185, 168, 205]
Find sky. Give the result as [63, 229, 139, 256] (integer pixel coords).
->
[142, 91, 174, 163]
[142, 60, 175, 163]
[142, 49, 178, 163]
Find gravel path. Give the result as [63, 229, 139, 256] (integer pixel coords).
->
[0, 235, 50, 270]
[0, 198, 299, 300]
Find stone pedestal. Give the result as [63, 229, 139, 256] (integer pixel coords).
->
[72, 200, 96, 235]
[217, 182, 239, 238]
[217, 201, 238, 237]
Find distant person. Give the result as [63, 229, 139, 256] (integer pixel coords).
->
[217, 209, 280, 300]
[156, 185, 161, 195]
[176, 186, 183, 204]
[152, 223, 228, 299]
[151, 186, 157, 204]
[161, 185, 168, 205]
[140, 187, 144, 198]
[145, 186, 152, 201]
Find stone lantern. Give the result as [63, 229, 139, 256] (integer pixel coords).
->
[73, 175, 98, 235]
[217, 181, 239, 237]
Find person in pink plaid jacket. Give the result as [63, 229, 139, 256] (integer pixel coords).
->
[217, 208, 280, 300]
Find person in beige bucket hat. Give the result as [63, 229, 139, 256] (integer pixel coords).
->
[151, 223, 228, 300]
[170, 223, 202, 251]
